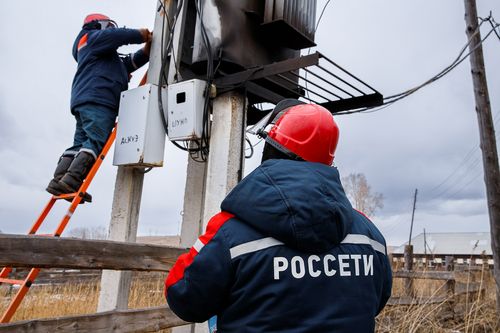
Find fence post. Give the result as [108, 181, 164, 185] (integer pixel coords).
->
[404, 244, 414, 297]
[445, 256, 456, 320]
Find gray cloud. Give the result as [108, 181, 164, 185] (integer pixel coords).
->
[0, 0, 499, 248]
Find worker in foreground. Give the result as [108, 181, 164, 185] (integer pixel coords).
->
[164, 99, 392, 332]
[46, 13, 152, 202]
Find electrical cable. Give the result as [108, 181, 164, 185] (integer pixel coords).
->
[237, 89, 248, 180]
[428, 146, 478, 193]
[245, 137, 254, 159]
[156, 0, 210, 157]
[135, 167, 154, 174]
[182, 0, 217, 162]
[304, 0, 334, 100]
[479, 13, 500, 42]
[333, 18, 499, 116]
[425, 109, 500, 200]
[447, 169, 484, 199]
[315, 0, 332, 33]
[156, 0, 184, 140]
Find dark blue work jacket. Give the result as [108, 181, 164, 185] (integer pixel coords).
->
[70, 27, 148, 112]
[166, 159, 392, 333]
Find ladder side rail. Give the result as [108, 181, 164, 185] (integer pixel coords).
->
[53, 125, 117, 237]
[0, 72, 146, 323]
[0, 268, 41, 323]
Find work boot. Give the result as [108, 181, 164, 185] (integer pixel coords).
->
[58, 151, 95, 203]
[46, 155, 73, 196]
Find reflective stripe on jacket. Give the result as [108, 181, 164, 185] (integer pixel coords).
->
[166, 159, 392, 333]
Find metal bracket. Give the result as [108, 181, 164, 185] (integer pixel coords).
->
[213, 52, 383, 114]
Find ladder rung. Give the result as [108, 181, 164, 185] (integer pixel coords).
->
[0, 278, 24, 285]
[53, 193, 77, 200]
[34, 233, 54, 237]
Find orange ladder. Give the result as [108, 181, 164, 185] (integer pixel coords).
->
[0, 124, 117, 323]
[0, 73, 148, 323]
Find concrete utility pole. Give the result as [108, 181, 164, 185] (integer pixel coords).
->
[97, 1, 170, 312]
[463, 0, 500, 312]
[166, 2, 247, 332]
[181, 91, 246, 333]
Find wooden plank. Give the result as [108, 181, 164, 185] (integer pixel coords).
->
[455, 282, 486, 295]
[392, 270, 454, 281]
[0, 306, 188, 333]
[0, 235, 187, 272]
[387, 296, 449, 306]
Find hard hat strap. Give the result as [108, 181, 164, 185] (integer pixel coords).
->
[264, 136, 304, 162]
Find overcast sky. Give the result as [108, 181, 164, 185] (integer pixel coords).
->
[1, 0, 499, 247]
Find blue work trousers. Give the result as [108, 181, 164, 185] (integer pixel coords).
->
[64, 103, 117, 158]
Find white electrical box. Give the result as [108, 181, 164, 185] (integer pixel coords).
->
[167, 79, 207, 141]
[113, 84, 167, 167]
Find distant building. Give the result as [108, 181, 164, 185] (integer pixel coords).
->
[391, 232, 493, 266]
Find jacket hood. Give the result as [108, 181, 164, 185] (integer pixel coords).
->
[221, 159, 353, 252]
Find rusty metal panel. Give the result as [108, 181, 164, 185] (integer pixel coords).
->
[262, 0, 317, 49]
[190, 0, 298, 72]
[264, 0, 274, 22]
[274, 0, 285, 20]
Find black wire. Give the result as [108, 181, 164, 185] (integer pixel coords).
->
[304, 0, 334, 100]
[484, 15, 500, 41]
[334, 20, 498, 116]
[189, 0, 216, 162]
[157, 0, 184, 137]
[238, 89, 248, 180]
[156, 0, 206, 157]
[315, 0, 332, 33]
[245, 137, 254, 159]
[135, 167, 154, 174]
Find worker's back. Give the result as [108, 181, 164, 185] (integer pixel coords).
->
[165, 159, 392, 332]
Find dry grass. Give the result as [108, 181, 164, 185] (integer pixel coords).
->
[0, 272, 167, 322]
[376, 265, 499, 333]
[1, 268, 499, 332]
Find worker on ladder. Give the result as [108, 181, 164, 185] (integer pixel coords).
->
[165, 100, 392, 332]
[46, 13, 152, 202]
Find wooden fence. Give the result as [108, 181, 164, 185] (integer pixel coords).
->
[388, 266, 486, 307]
[1, 235, 489, 332]
[0, 234, 189, 332]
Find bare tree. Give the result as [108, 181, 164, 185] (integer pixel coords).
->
[67, 226, 107, 240]
[342, 173, 384, 217]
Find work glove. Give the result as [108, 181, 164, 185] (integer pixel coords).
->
[143, 32, 153, 56]
[139, 28, 152, 43]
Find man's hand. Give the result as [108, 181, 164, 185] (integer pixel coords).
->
[143, 34, 152, 56]
[139, 28, 152, 43]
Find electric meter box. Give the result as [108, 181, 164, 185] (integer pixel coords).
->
[167, 79, 207, 141]
[113, 83, 167, 167]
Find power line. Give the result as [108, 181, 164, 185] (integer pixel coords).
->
[334, 18, 500, 116]
[425, 109, 500, 199]
[428, 146, 478, 193]
[448, 169, 484, 199]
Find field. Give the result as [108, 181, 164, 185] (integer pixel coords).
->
[0, 267, 498, 332]
[378, 263, 499, 333]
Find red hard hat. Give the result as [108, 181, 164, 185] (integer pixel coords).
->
[83, 13, 111, 25]
[266, 103, 339, 165]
